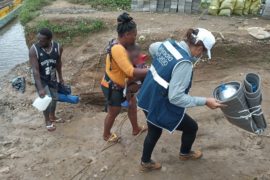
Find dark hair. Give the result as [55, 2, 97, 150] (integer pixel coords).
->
[117, 12, 137, 37]
[185, 28, 206, 51]
[38, 28, 53, 39]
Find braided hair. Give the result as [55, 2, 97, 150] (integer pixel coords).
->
[117, 12, 137, 37]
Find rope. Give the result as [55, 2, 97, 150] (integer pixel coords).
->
[70, 108, 141, 180]
[100, 109, 146, 180]
[91, 51, 106, 92]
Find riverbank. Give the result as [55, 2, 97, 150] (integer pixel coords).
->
[1, 0, 270, 179]
[0, 19, 28, 76]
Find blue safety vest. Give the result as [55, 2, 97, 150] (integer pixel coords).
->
[137, 40, 193, 133]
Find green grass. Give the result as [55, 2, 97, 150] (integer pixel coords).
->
[25, 19, 105, 44]
[20, 0, 131, 25]
[19, 0, 55, 25]
[67, 0, 131, 10]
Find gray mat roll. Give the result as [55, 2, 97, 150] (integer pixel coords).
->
[244, 73, 267, 130]
[214, 82, 259, 133]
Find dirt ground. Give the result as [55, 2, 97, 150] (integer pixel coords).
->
[1, 1, 270, 179]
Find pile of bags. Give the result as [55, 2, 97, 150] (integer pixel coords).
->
[205, 0, 261, 16]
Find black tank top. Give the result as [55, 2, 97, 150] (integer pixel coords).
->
[33, 41, 60, 83]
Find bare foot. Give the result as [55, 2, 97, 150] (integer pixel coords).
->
[132, 125, 148, 136]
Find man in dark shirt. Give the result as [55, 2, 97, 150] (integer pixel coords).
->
[29, 28, 64, 131]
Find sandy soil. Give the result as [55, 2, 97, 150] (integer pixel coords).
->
[1, 1, 270, 179]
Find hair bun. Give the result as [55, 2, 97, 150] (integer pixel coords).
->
[117, 12, 133, 24]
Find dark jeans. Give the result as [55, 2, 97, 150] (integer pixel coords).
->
[141, 111, 198, 163]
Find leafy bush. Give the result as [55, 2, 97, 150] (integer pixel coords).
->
[25, 19, 105, 44]
[19, 0, 55, 25]
[67, 0, 131, 10]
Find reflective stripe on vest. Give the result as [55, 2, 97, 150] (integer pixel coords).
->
[163, 41, 183, 60]
[149, 65, 169, 89]
[149, 41, 185, 89]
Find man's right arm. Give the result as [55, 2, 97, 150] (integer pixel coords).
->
[29, 46, 45, 97]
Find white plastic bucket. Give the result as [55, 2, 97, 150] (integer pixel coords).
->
[32, 95, 52, 111]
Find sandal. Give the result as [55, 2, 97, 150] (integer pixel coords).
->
[46, 123, 56, 132]
[133, 125, 148, 136]
[104, 133, 121, 142]
[51, 117, 65, 123]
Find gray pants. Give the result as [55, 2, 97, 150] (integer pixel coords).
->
[39, 81, 58, 114]
[44, 85, 58, 114]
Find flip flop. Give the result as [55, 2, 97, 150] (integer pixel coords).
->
[104, 133, 121, 142]
[46, 123, 56, 132]
[133, 125, 148, 136]
[51, 117, 65, 123]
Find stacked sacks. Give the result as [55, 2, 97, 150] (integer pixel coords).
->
[219, 0, 237, 16]
[208, 0, 262, 16]
[243, 0, 253, 15]
[233, 0, 245, 15]
[208, 0, 221, 15]
[213, 73, 267, 134]
[249, 0, 261, 15]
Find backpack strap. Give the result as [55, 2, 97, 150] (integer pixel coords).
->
[105, 38, 118, 71]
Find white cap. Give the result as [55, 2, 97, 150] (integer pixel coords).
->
[194, 28, 216, 59]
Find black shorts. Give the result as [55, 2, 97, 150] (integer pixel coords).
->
[101, 85, 125, 107]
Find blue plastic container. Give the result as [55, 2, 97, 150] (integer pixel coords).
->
[58, 93, 80, 104]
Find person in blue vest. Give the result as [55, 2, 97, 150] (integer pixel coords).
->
[137, 28, 224, 171]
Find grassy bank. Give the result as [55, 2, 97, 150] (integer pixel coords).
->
[67, 0, 131, 10]
[19, 0, 55, 25]
[25, 19, 105, 45]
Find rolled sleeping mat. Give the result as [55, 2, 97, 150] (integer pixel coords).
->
[213, 81, 259, 133]
[244, 73, 267, 130]
[58, 93, 80, 104]
[58, 83, 71, 95]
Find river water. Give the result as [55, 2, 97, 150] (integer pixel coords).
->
[0, 19, 29, 76]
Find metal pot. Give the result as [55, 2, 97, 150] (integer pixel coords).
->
[218, 84, 238, 101]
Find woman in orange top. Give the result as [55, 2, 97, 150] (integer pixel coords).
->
[101, 13, 148, 142]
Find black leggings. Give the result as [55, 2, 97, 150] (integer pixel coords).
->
[141, 112, 198, 163]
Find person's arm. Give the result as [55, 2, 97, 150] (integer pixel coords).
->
[29, 46, 45, 97]
[168, 62, 206, 108]
[149, 42, 162, 57]
[56, 45, 64, 84]
[133, 68, 148, 79]
[168, 61, 223, 109]
[111, 45, 148, 79]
